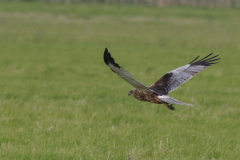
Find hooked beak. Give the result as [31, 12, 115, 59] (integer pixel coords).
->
[128, 93, 131, 96]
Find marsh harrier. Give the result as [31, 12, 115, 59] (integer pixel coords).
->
[103, 48, 220, 110]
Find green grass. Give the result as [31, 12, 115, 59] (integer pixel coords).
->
[0, 1, 240, 159]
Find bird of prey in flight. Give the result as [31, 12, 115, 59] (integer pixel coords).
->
[103, 48, 220, 110]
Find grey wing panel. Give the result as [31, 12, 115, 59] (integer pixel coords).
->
[104, 48, 153, 92]
[165, 65, 206, 92]
[150, 53, 220, 94]
[149, 64, 190, 95]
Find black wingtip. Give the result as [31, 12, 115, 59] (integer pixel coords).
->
[103, 48, 121, 69]
[199, 52, 213, 61]
[189, 53, 220, 66]
[105, 48, 108, 53]
[189, 55, 200, 64]
[103, 48, 109, 65]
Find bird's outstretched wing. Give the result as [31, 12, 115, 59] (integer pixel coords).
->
[104, 48, 152, 92]
[150, 53, 220, 95]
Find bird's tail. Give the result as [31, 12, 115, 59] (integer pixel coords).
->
[158, 95, 193, 106]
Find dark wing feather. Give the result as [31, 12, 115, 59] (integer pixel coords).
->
[149, 53, 220, 95]
[104, 48, 153, 92]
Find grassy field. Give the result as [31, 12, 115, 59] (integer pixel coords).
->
[0, 2, 240, 159]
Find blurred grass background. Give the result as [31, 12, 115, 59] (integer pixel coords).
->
[6, 0, 240, 7]
[0, 1, 240, 159]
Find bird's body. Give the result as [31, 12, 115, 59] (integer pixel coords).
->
[128, 89, 176, 110]
[129, 88, 161, 104]
[103, 48, 220, 110]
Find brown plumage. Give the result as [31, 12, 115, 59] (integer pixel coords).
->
[129, 88, 175, 110]
[104, 48, 220, 110]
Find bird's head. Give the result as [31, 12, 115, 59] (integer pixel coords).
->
[128, 89, 135, 96]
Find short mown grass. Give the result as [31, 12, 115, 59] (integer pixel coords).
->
[0, 2, 240, 159]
